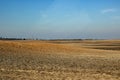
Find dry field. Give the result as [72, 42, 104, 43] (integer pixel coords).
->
[0, 40, 120, 80]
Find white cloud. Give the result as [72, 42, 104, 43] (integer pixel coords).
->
[101, 8, 117, 14]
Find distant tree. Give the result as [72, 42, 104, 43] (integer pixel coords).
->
[23, 38, 26, 40]
[36, 38, 39, 40]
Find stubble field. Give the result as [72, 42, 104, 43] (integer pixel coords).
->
[0, 40, 120, 80]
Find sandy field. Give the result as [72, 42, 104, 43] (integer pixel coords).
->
[0, 40, 120, 80]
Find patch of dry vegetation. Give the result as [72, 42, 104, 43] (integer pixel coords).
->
[0, 40, 120, 80]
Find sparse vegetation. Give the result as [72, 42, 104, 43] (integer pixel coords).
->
[0, 40, 120, 80]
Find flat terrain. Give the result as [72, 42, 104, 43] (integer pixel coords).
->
[0, 40, 120, 80]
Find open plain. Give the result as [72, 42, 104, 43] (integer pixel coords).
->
[0, 40, 120, 80]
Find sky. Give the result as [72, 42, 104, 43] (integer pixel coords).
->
[0, 0, 120, 39]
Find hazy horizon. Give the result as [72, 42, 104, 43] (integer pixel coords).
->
[0, 0, 120, 39]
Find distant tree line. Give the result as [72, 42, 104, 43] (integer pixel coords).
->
[0, 37, 26, 40]
[48, 39, 83, 41]
[0, 37, 99, 41]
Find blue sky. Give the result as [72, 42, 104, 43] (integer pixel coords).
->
[0, 0, 120, 39]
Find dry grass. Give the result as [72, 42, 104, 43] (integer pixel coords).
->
[0, 40, 120, 80]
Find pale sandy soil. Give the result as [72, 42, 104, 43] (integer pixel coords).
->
[0, 40, 120, 80]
